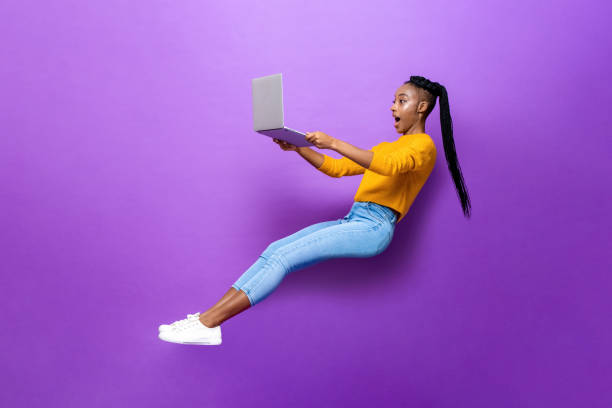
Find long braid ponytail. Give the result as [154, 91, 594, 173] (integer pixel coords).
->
[406, 76, 472, 218]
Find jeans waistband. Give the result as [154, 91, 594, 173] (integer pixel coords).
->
[353, 201, 398, 224]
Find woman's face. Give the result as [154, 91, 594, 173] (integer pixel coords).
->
[390, 84, 421, 134]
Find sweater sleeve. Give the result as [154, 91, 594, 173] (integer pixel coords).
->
[316, 154, 367, 178]
[367, 137, 435, 176]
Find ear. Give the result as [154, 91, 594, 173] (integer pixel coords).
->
[416, 101, 429, 114]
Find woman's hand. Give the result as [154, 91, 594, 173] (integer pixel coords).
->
[272, 138, 298, 151]
[305, 131, 336, 150]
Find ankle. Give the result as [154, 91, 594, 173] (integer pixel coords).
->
[199, 314, 218, 328]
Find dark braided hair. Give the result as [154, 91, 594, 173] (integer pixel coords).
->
[406, 76, 472, 218]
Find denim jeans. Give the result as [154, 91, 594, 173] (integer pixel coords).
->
[231, 201, 398, 306]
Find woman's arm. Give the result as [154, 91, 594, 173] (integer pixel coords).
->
[305, 131, 435, 176]
[295, 147, 365, 177]
[272, 137, 325, 169]
[295, 146, 325, 169]
[330, 139, 374, 169]
[305, 131, 374, 169]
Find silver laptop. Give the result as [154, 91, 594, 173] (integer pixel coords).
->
[252, 73, 313, 147]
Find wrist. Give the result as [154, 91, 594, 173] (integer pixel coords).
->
[331, 138, 341, 151]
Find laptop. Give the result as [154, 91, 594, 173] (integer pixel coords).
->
[252, 73, 313, 147]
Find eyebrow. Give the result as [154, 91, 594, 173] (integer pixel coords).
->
[394, 93, 409, 97]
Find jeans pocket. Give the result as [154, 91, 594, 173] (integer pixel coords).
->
[366, 205, 385, 224]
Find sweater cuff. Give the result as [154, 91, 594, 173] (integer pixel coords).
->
[317, 155, 333, 173]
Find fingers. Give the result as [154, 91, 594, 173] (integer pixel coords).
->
[272, 138, 297, 150]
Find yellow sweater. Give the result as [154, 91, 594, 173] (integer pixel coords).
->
[316, 133, 436, 224]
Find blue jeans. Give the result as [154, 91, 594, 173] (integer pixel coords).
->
[231, 201, 398, 306]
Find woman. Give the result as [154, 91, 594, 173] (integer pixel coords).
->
[158, 75, 471, 345]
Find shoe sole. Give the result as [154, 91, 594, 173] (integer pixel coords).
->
[158, 333, 222, 346]
[183, 340, 222, 345]
[162, 339, 222, 345]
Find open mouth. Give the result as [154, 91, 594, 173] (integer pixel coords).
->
[394, 117, 400, 122]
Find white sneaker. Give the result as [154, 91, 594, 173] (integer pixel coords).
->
[158, 314, 222, 345]
[158, 312, 201, 332]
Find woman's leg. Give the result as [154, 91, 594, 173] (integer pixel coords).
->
[199, 207, 392, 327]
[199, 218, 343, 326]
[232, 219, 343, 290]
[201, 287, 239, 314]
[200, 289, 251, 327]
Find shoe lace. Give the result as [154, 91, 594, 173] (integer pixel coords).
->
[170, 312, 201, 329]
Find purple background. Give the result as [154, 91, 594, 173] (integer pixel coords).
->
[2, 0, 610, 406]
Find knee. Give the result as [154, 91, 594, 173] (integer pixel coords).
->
[259, 250, 289, 274]
[262, 240, 283, 258]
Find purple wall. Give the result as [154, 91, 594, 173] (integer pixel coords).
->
[2, 1, 610, 406]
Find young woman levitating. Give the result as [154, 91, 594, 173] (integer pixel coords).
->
[158, 75, 471, 345]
